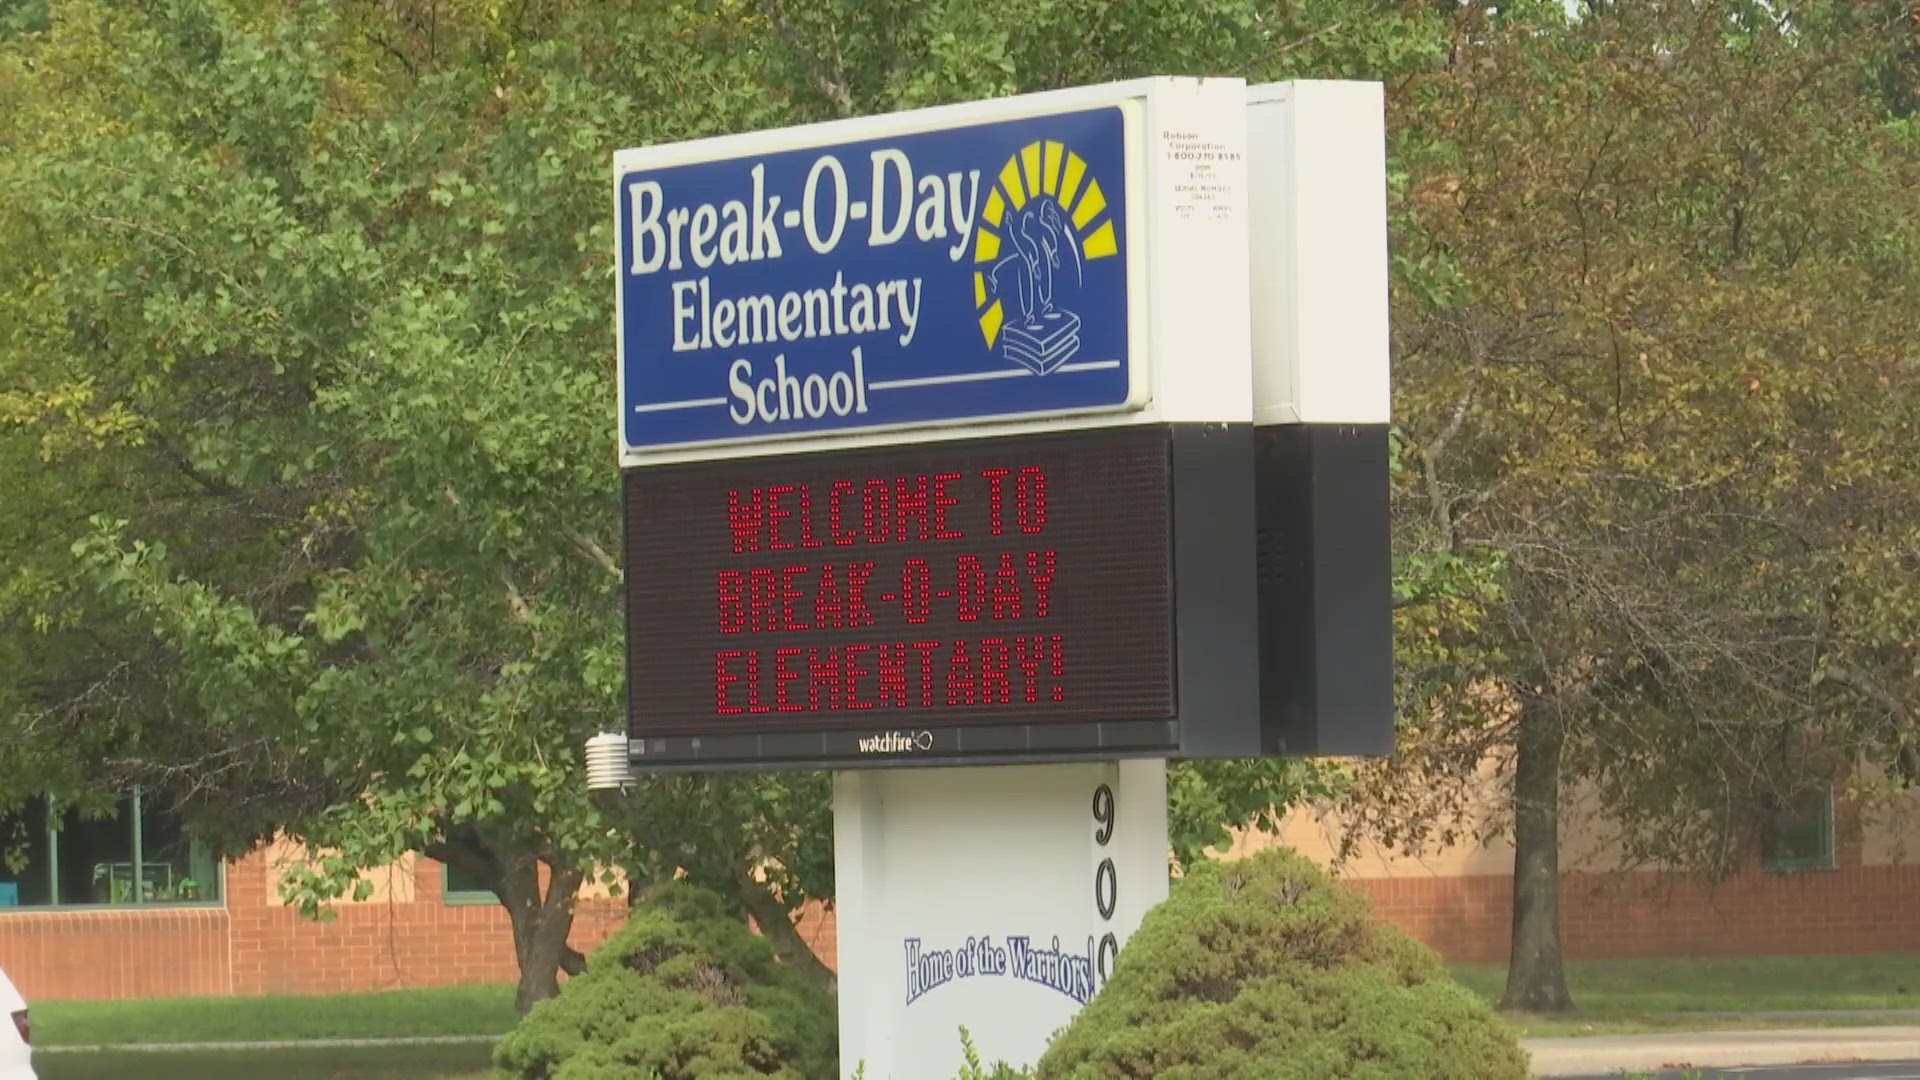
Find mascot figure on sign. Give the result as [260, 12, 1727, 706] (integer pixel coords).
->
[989, 198, 1085, 375]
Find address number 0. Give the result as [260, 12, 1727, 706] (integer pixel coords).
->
[1093, 783, 1119, 986]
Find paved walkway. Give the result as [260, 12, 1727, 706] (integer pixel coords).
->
[1526, 1025, 1920, 1077]
[36, 1022, 1920, 1076]
[1557, 1063, 1920, 1080]
[1690, 1011, 1920, 1022]
[35, 1034, 501, 1053]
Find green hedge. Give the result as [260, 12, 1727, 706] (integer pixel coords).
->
[1033, 848, 1530, 1080]
[498, 850, 1525, 1080]
[494, 881, 836, 1080]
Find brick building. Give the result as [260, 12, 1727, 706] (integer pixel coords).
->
[1243, 781, 1920, 963]
[0, 825, 633, 1001]
[1, 786, 1914, 1001]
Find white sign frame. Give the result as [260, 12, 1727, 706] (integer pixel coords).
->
[614, 76, 1253, 468]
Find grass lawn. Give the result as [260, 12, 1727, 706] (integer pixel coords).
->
[1450, 953, 1920, 1038]
[30, 984, 516, 1047]
[24, 953, 1920, 1058]
[35, 1043, 497, 1080]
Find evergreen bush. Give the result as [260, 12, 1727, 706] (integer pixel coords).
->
[1033, 848, 1529, 1080]
[494, 881, 836, 1080]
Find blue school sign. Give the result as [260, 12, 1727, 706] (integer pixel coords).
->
[616, 105, 1143, 454]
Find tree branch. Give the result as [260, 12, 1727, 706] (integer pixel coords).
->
[736, 868, 836, 991]
[150, 434, 246, 500]
[1419, 330, 1486, 550]
[768, 0, 854, 115]
[1818, 664, 1920, 781]
[564, 527, 622, 583]
[501, 572, 532, 623]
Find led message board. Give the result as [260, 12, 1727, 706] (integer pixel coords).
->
[624, 425, 1262, 769]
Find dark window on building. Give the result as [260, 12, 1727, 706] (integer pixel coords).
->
[0, 794, 223, 908]
[1764, 782, 1836, 873]
[442, 862, 494, 904]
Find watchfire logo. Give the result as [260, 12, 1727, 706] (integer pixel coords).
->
[857, 730, 935, 753]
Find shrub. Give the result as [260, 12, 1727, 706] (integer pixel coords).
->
[1034, 848, 1529, 1080]
[494, 881, 837, 1080]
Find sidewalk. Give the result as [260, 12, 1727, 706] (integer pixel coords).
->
[30, 1025, 1920, 1074]
[35, 1034, 500, 1054]
[1525, 1025, 1920, 1077]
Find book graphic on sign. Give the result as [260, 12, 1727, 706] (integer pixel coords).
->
[1002, 309, 1082, 375]
[973, 140, 1119, 376]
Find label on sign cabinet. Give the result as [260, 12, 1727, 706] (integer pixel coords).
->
[617, 105, 1145, 453]
[623, 427, 1175, 739]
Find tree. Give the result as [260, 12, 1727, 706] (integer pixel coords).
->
[1822, 0, 1920, 115]
[1349, 0, 1920, 1011]
[1, 0, 1468, 1011]
[0, 0, 829, 1012]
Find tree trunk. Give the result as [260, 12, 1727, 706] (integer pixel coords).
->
[502, 855, 585, 1016]
[427, 832, 585, 1016]
[737, 873, 837, 992]
[1501, 694, 1576, 1013]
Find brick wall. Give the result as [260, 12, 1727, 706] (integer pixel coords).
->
[792, 899, 839, 974]
[226, 850, 628, 996]
[783, 863, 1920, 971]
[7, 843, 1916, 1002]
[0, 848, 629, 1002]
[1352, 863, 1920, 963]
[0, 907, 229, 1001]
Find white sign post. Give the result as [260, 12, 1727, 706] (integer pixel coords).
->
[832, 761, 1168, 1077]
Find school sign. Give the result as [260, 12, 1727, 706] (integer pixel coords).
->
[610, 77, 1394, 1079]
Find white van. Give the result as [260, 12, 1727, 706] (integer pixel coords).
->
[0, 964, 33, 1080]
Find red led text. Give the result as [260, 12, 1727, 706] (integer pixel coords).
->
[710, 460, 1081, 719]
[727, 467, 1047, 554]
[715, 636, 1067, 715]
[716, 551, 1055, 633]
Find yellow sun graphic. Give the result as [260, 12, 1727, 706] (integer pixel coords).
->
[971, 140, 1119, 348]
